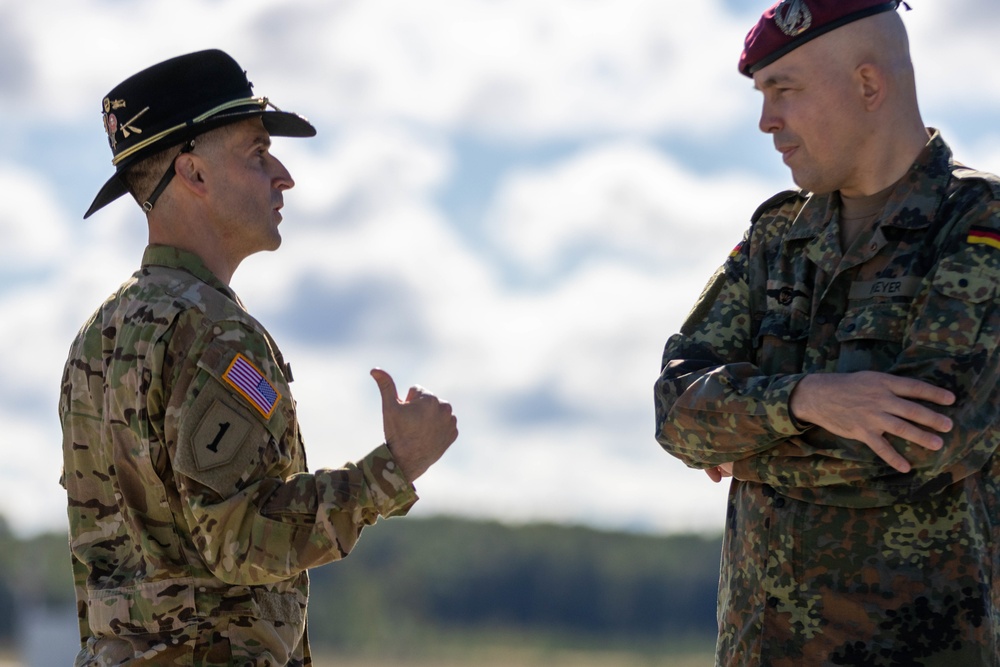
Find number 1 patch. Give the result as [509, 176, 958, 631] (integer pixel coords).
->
[191, 400, 253, 471]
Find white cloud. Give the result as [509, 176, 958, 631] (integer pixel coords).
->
[0, 164, 71, 271]
[0, 415, 66, 535]
[270, 123, 452, 219]
[906, 0, 1000, 109]
[13, 0, 750, 140]
[485, 141, 769, 278]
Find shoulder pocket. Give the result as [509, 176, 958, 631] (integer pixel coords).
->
[175, 340, 292, 497]
[911, 262, 996, 352]
[197, 340, 289, 441]
[932, 266, 994, 303]
[175, 380, 272, 497]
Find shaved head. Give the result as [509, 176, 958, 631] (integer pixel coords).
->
[752, 10, 926, 196]
[819, 11, 917, 106]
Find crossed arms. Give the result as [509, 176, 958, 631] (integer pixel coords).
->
[655, 221, 1000, 506]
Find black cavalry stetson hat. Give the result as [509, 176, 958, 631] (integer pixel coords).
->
[84, 49, 316, 219]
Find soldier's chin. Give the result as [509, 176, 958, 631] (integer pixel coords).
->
[259, 231, 282, 254]
[790, 171, 835, 196]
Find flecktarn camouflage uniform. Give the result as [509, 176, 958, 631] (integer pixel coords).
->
[655, 132, 1000, 666]
[60, 245, 417, 666]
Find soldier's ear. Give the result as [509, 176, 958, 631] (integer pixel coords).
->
[173, 152, 209, 196]
[856, 62, 886, 113]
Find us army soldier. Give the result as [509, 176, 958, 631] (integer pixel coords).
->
[60, 49, 458, 665]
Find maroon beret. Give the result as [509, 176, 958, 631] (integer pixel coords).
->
[739, 0, 902, 77]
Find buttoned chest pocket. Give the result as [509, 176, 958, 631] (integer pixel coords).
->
[754, 309, 808, 374]
[835, 303, 908, 373]
[753, 279, 812, 374]
[911, 264, 995, 353]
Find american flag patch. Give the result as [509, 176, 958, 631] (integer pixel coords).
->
[223, 353, 281, 419]
[967, 226, 1000, 250]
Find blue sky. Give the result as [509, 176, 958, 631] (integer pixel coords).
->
[2, 0, 999, 536]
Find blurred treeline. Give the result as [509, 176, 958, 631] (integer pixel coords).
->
[0, 515, 722, 656]
[0, 515, 73, 646]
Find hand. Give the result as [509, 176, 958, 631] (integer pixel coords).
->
[789, 371, 954, 474]
[371, 368, 458, 483]
[705, 462, 734, 483]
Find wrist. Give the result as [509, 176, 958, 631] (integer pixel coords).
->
[788, 374, 814, 428]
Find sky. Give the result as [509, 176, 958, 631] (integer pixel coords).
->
[1, 0, 999, 537]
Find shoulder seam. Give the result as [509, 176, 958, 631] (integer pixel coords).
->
[145, 267, 247, 326]
[952, 167, 1000, 200]
[751, 189, 807, 223]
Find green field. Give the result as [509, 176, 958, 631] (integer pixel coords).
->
[308, 627, 716, 667]
[313, 640, 715, 667]
[315, 651, 714, 667]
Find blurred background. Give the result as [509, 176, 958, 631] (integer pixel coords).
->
[1, 0, 998, 663]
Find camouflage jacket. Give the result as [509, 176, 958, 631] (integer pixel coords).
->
[59, 245, 417, 666]
[655, 132, 1000, 665]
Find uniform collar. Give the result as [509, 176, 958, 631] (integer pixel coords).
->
[785, 129, 953, 243]
[141, 244, 237, 300]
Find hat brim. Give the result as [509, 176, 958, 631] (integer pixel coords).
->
[83, 109, 316, 219]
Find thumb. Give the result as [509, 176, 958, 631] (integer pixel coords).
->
[370, 368, 400, 407]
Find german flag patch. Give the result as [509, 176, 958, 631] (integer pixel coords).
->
[223, 353, 281, 419]
[967, 226, 1000, 250]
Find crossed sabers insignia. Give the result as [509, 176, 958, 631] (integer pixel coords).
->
[119, 107, 149, 139]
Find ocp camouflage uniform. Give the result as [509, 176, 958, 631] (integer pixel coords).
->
[655, 132, 1000, 666]
[60, 245, 417, 665]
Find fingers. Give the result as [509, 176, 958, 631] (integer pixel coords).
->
[370, 368, 400, 406]
[792, 371, 958, 474]
[887, 393, 953, 435]
[863, 409, 944, 474]
[860, 394, 950, 473]
[371, 368, 457, 481]
[885, 375, 956, 407]
[704, 462, 735, 483]
[855, 398, 948, 473]
[863, 433, 912, 474]
[373, 371, 436, 406]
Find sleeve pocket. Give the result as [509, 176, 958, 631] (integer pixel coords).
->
[911, 265, 995, 352]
